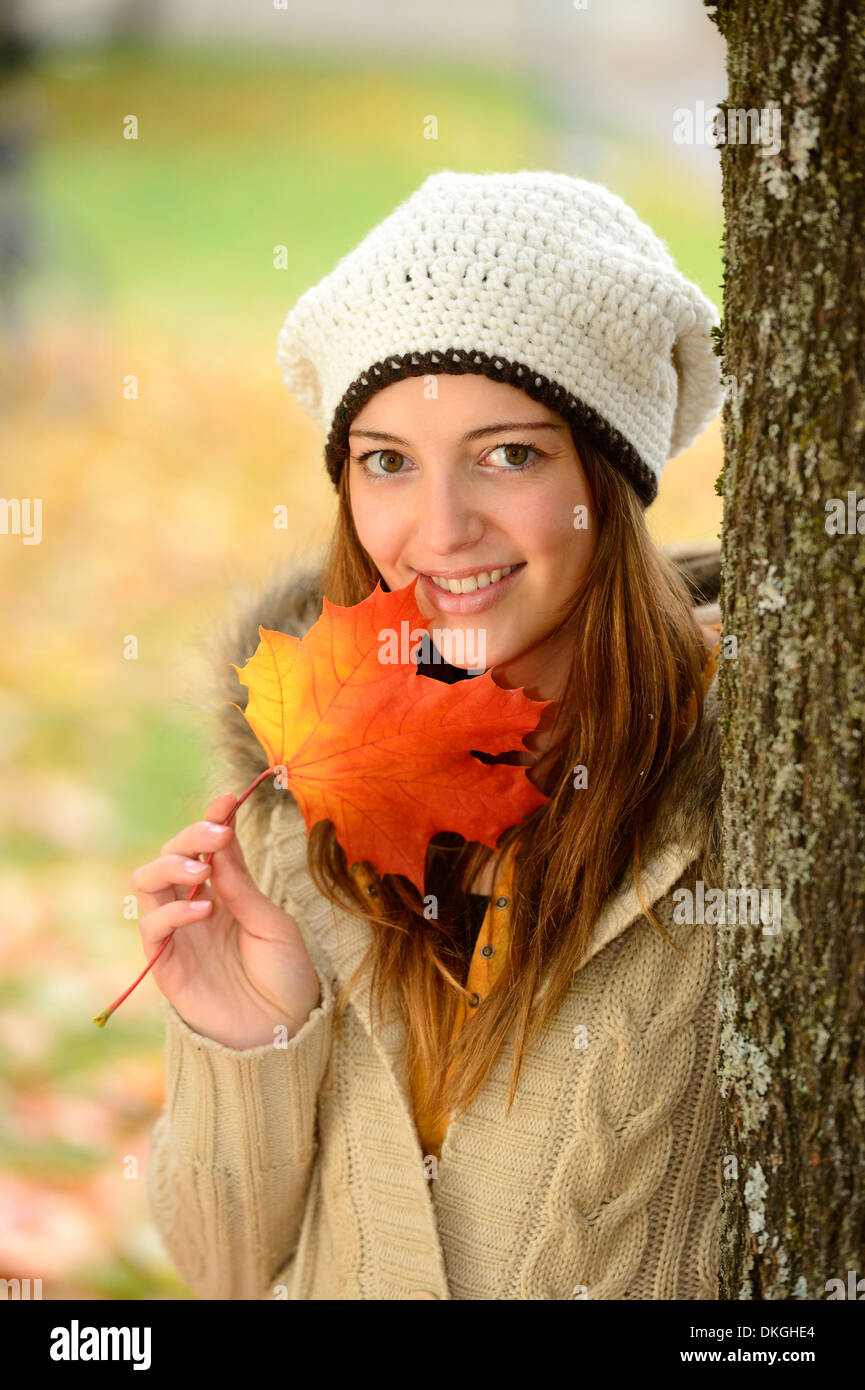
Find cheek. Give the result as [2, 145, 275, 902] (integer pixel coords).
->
[349, 487, 402, 567]
[510, 491, 592, 572]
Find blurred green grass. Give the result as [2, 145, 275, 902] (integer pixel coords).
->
[1, 42, 723, 1299]
[26, 44, 722, 323]
[28, 46, 554, 325]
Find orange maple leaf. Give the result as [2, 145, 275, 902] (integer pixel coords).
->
[231, 578, 550, 892]
[93, 578, 552, 1029]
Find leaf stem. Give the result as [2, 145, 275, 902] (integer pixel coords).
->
[92, 767, 275, 1027]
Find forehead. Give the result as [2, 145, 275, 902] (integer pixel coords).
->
[349, 373, 565, 439]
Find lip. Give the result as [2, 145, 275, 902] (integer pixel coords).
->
[415, 562, 526, 614]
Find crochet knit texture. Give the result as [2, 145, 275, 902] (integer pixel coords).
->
[275, 170, 724, 505]
[145, 565, 725, 1301]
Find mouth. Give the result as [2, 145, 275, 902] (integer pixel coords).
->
[418, 563, 525, 595]
[413, 562, 526, 614]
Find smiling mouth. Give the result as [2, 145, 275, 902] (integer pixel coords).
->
[420, 563, 525, 595]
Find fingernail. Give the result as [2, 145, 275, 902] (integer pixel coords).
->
[203, 822, 228, 836]
[189, 900, 211, 912]
[185, 859, 206, 874]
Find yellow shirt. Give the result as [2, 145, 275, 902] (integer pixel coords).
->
[410, 847, 518, 1160]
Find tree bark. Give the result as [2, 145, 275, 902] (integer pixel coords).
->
[704, 0, 865, 1299]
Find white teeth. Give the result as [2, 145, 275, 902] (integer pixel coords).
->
[427, 565, 518, 594]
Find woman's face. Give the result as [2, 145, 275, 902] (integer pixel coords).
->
[347, 373, 596, 693]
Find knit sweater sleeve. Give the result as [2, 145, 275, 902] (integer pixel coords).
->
[145, 801, 334, 1301]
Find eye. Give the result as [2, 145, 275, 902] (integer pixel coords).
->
[355, 449, 411, 477]
[484, 442, 542, 470]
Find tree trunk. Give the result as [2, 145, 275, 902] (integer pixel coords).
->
[705, 0, 865, 1299]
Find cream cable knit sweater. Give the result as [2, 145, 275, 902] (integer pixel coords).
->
[146, 562, 724, 1301]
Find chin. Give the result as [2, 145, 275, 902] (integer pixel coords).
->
[423, 623, 491, 673]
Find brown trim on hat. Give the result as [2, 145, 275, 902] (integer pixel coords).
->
[323, 348, 658, 507]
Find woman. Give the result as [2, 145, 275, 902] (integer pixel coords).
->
[141, 170, 725, 1300]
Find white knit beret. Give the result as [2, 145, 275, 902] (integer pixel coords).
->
[275, 169, 723, 506]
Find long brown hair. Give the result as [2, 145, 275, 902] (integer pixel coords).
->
[306, 423, 709, 1127]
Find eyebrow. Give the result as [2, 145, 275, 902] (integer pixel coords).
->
[348, 421, 567, 445]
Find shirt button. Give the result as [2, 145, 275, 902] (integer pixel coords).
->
[480, 944, 494, 957]
[495, 896, 509, 909]
[468, 992, 481, 1007]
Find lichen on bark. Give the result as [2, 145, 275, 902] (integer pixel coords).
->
[704, 0, 865, 1301]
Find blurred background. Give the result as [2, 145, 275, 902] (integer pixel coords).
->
[0, 0, 725, 1298]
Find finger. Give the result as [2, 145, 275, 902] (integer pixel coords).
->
[139, 896, 214, 952]
[131, 853, 213, 898]
[160, 818, 234, 860]
[134, 883, 216, 925]
[159, 790, 238, 856]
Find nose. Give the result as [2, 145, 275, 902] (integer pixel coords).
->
[413, 466, 484, 556]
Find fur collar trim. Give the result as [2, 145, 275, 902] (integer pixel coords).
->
[198, 560, 722, 885]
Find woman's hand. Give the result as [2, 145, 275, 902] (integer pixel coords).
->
[131, 792, 321, 1050]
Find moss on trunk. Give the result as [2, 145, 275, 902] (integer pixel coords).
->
[705, 0, 865, 1299]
